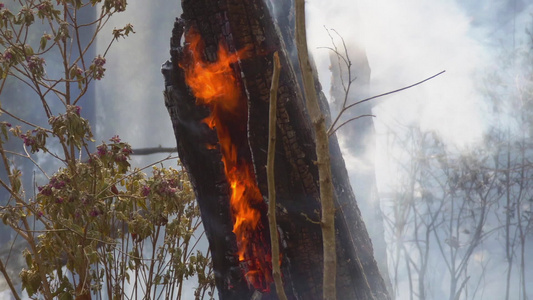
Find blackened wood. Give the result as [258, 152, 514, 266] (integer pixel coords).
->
[162, 0, 391, 299]
[225, 1, 327, 298]
[162, 19, 253, 300]
[271, 0, 391, 296]
[238, 1, 390, 298]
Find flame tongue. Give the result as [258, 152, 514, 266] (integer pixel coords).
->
[181, 29, 273, 292]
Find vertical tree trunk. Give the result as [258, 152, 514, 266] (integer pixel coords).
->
[162, 1, 390, 299]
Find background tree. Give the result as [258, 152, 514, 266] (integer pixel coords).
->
[381, 19, 533, 300]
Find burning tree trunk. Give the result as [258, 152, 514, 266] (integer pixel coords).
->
[161, 0, 390, 299]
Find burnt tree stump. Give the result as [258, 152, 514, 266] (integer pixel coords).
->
[161, 1, 390, 299]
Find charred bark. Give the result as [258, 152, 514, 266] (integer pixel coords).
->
[162, 20, 252, 300]
[161, 1, 390, 299]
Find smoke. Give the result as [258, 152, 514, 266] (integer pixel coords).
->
[307, 0, 495, 149]
[306, 1, 533, 300]
[304, 0, 533, 192]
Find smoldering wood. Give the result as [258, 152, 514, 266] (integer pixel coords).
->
[162, 0, 390, 299]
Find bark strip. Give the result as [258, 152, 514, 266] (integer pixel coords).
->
[267, 52, 287, 300]
[294, 1, 336, 299]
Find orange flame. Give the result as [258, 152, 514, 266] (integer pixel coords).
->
[180, 28, 273, 292]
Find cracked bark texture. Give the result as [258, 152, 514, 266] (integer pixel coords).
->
[162, 0, 390, 299]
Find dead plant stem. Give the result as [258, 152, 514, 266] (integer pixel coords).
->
[267, 51, 287, 300]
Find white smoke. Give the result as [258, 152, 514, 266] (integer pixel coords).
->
[307, 0, 491, 149]
[306, 1, 533, 300]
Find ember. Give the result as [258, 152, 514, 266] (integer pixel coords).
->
[180, 28, 273, 292]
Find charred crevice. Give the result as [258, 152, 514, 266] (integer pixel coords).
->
[164, 10, 279, 297]
[227, 1, 326, 298]
[162, 0, 390, 299]
[162, 19, 254, 300]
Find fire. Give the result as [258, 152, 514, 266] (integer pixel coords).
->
[180, 28, 273, 292]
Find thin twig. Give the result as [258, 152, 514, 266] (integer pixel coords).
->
[328, 71, 446, 135]
[321, 27, 354, 139]
[347, 71, 446, 111]
[0, 259, 21, 300]
[328, 114, 375, 136]
[23, 145, 50, 179]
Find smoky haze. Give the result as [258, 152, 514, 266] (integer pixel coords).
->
[307, 0, 533, 300]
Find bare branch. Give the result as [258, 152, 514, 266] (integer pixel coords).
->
[328, 70, 446, 134]
[130, 146, 177, 156]
[328, 114, 375, 136]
